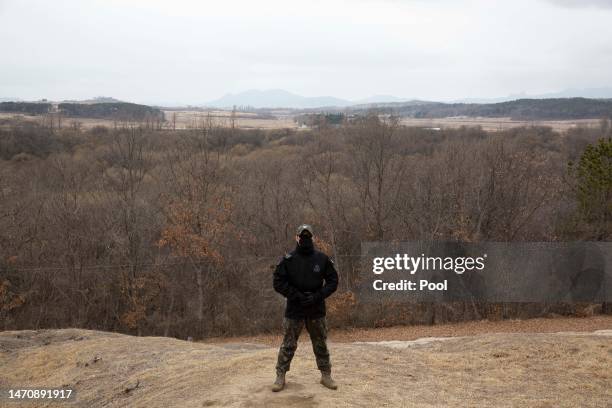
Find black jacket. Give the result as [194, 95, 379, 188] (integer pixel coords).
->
[273, 248, 339, 319]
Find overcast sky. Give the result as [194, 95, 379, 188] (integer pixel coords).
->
[1, 0, 612, 104]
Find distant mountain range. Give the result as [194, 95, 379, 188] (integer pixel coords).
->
[206, 88, 612, 109]
[452, 88, 612, 103]
[205, 89, 414, 109]
[3, 95, 611, 120]
[4, 88, 612, 109]
[206, 89, 350, 109]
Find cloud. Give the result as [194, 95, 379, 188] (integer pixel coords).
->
[2, 0, 612, 103]
[546, 0, 612, 8]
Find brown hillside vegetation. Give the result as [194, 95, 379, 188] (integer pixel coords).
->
[1, 316, 611, 407]
[2, 117, 611, 339]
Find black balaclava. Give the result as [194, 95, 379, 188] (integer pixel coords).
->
[296, 233, 314, 255]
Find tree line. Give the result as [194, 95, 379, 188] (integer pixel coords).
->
[346, 98, 612, 120]
[0, 101, 164, 122]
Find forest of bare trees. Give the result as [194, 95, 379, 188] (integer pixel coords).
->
[0, 115, 610, 339]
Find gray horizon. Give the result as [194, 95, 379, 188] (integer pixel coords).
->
[1, 0, 612, 105]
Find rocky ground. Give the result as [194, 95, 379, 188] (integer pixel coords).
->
[1, 316, 611, 407]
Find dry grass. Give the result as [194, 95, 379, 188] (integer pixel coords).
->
[164, 110, 297, 130]
[0, 112, 124, 129]
[399, 116, 601, 132]
[1, 316, 611, 407]
[1, 111, 601, 132]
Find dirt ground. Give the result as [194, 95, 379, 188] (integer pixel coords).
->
[1, 316, 611, 407]
[205, 315, 612, 346]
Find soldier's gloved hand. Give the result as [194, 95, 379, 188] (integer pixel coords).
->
[301, 294, 315, 307]
[294, 292, 308, 303]
[312, 291, 323, 303]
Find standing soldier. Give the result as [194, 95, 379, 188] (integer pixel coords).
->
[272, 224, 339, 392]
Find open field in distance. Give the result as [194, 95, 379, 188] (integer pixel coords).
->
[399, 116, 603, 132]
[163, 110, 298, 129]
[0, 112, 130, 130]
[0, 111, 604, 132]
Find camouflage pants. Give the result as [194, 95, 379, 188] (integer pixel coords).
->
[275, 317, 331, 374]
